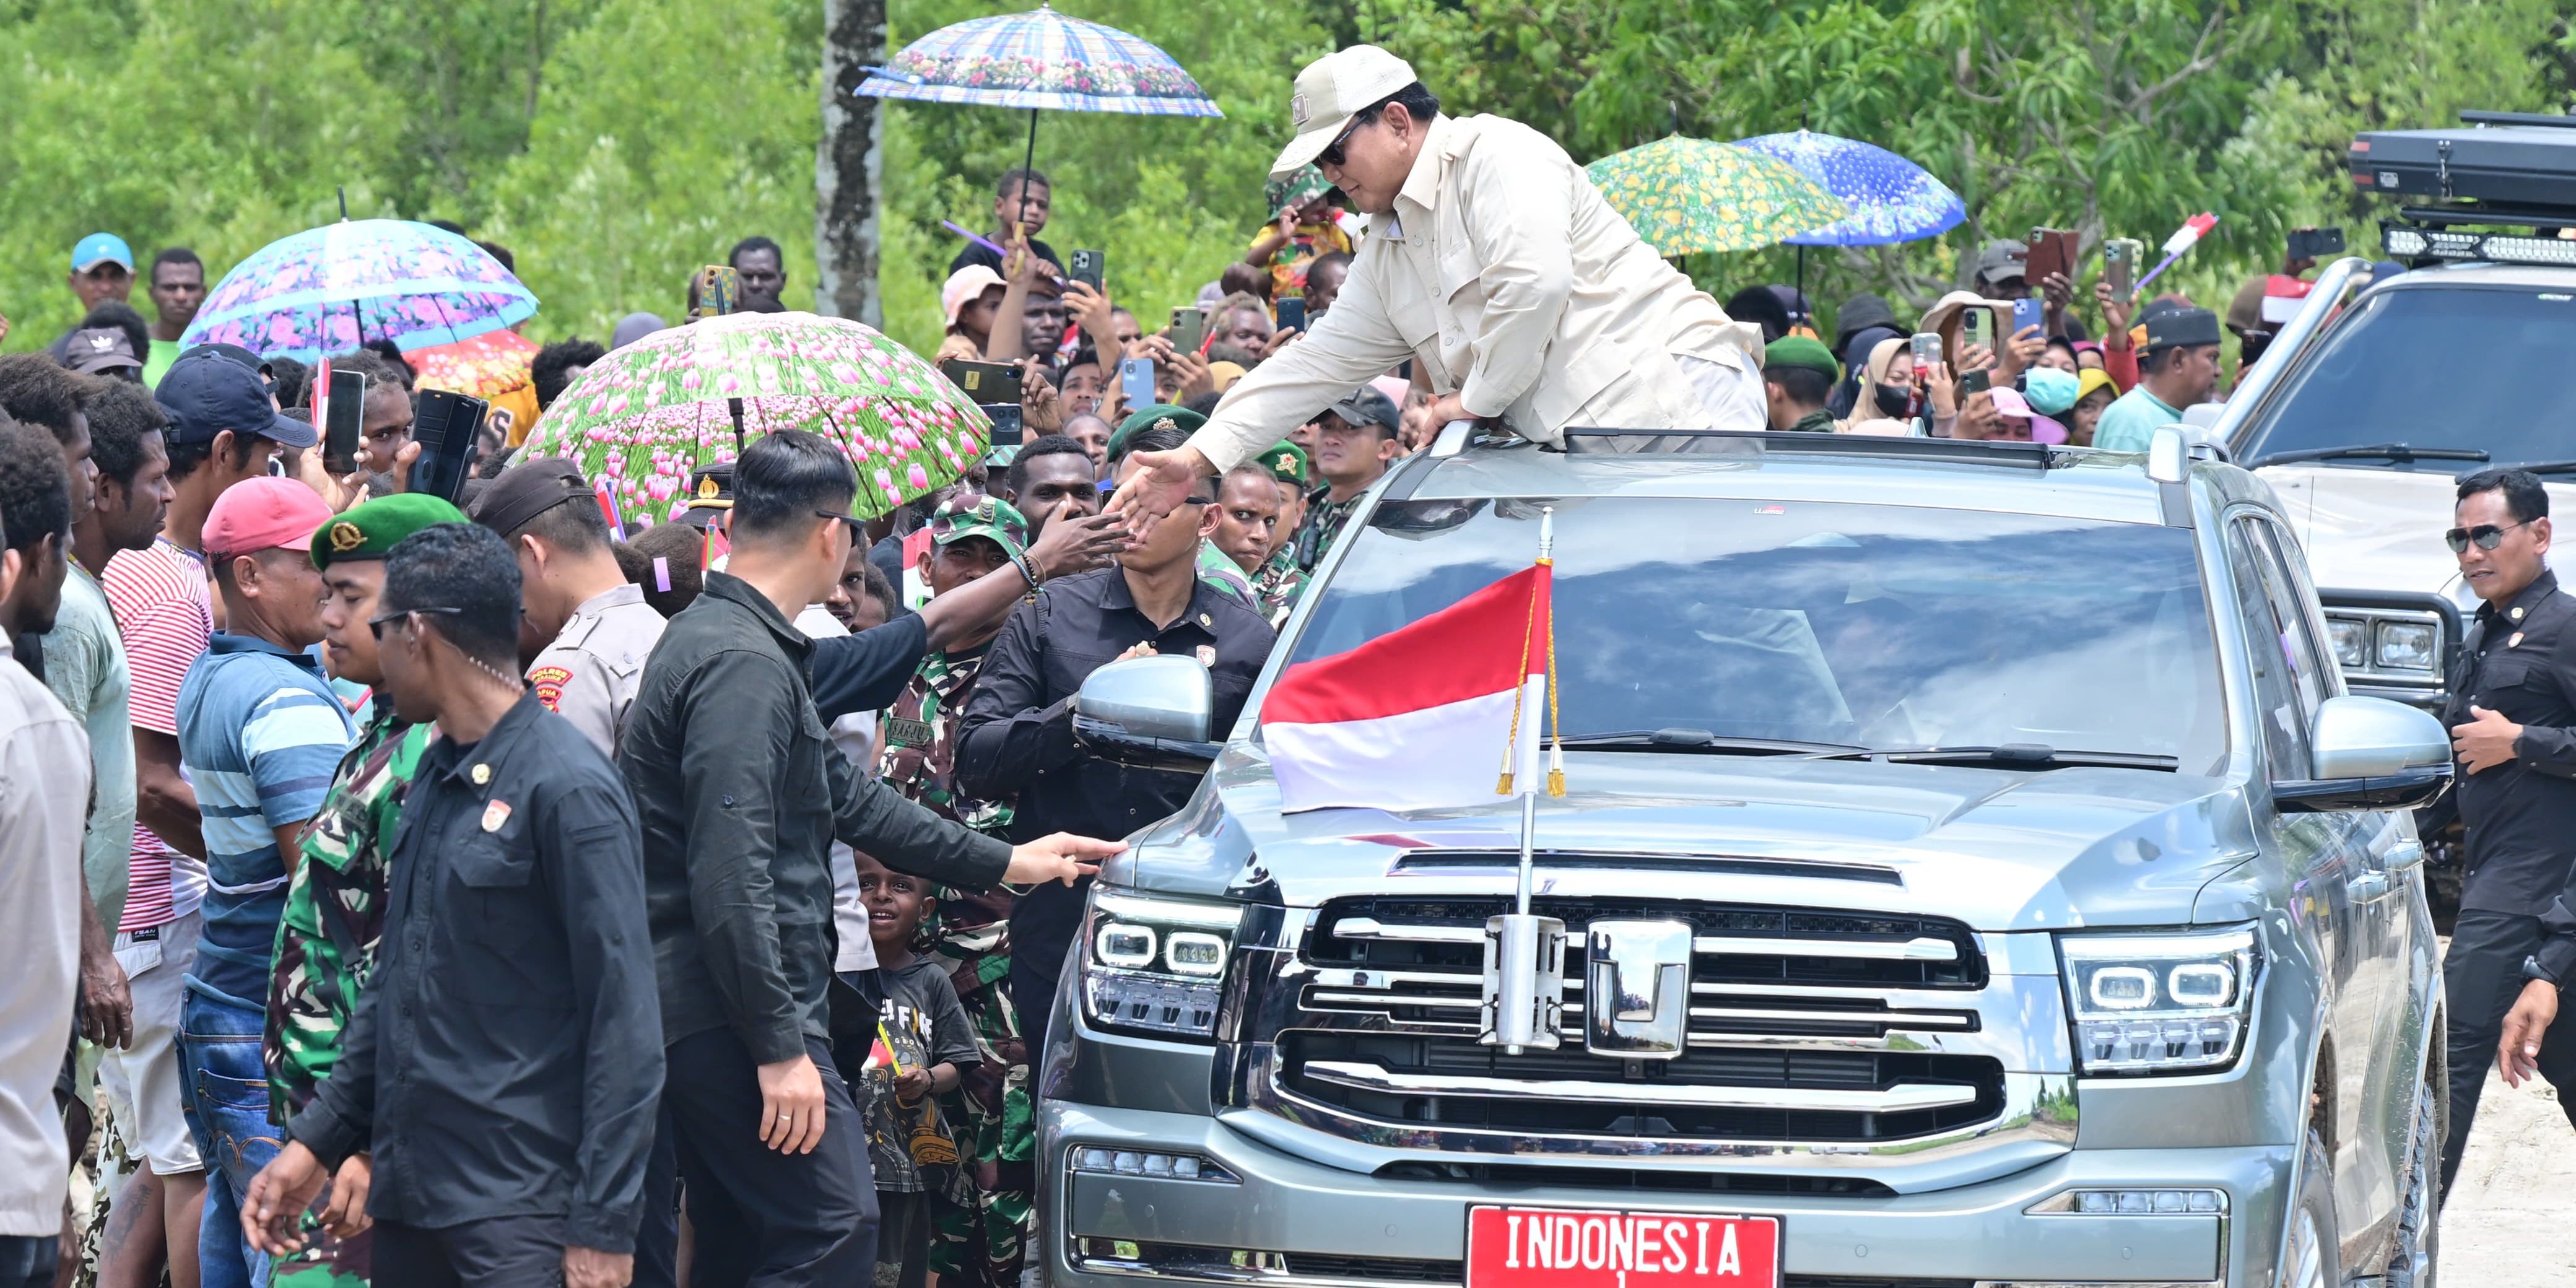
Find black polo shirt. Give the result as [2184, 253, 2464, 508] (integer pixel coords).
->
[2445, 570, 2576, 914]
[287, 692, 662, 1253]
[955, 565, 1276, 1004]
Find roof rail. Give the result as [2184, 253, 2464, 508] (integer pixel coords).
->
[1554, 428, 2068, 471]
[2459, 110, 2576, 130]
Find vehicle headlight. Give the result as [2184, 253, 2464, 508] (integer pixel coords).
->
[2325, 617, 2368, 669]
[1080, 890, 1243, 1041]
[2058, 926, 2259, 1075]
[2375, 620, 2437, 671]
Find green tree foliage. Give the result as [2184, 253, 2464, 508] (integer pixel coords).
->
[1, 0, 2567, 358]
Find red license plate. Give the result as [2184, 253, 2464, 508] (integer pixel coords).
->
[1466, 1206, 1780, 1288]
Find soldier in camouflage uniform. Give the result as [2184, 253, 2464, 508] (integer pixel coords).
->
[261, 495, 463, 1287]
[1249, 443, 1312, 626]
[875, 494, 1040, 1288]
[1291, 388, 1403, 572]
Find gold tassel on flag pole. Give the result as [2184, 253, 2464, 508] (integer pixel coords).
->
[1539, 507, 1564, 796]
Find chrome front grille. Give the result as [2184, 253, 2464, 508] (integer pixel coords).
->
[1258, 897, 2012, 1149]
[1300, 897, 1983, 1045]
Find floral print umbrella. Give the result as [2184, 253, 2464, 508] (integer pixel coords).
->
[856, 2, 1221, 116]
[1733, 130, 1966, 246]
[1583, 136, 1849, 256]
[178, 219, 536, 363]
[515, 312, 990, 523]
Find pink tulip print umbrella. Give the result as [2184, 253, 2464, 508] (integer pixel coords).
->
[515, 312, 991, 523]
[177, 219, 536, 363]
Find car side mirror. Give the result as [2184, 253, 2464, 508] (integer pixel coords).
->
[1074, 654, 1223, 771]
[2274, 695, 2452, 812]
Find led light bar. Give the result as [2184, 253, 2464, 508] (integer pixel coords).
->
[2383, 219, 2576, 267]
[2027, 1187, 2228, 1216]
[1068, 1147, 1239, 1182]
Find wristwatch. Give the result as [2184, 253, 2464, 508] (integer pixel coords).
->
[2522, 954, 2565, 988]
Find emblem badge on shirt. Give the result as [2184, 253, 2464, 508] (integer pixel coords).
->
[529, 664, 573, 712]
[1195, 645, 1216, 668]
[481, 799, 513, 833]
[471, 763, 492, 785]
[885, 716, 934, 749]
[2510, 632, 2526, 648]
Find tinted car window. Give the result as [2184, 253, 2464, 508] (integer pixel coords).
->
[1282, 497, 2229, 771]
[2238, 285, 2576, 468]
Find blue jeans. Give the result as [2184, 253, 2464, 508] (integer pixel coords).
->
[0, 1236, 58, 1288]
[179, 977, 277, 1288]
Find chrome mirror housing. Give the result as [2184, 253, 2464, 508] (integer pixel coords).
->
[1074, 654, 1221, 770]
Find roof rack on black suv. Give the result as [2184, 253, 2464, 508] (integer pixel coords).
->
[2353, 108, 2576, 266]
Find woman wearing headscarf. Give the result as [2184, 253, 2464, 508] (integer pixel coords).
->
[1825, 294, 1900, 419]
[1842, 337, 1956, 437]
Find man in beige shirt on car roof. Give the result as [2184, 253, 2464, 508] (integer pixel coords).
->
[1112, 44, 1767, 521]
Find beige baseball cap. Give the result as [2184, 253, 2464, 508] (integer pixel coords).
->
[1271, 45, 1419, 180]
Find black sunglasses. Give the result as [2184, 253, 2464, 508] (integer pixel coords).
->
[1316, 113, 1370, 169]
[2445, 520, 2530, 554]
[816, 508, 863, 537]
[367, 605, 464, 640]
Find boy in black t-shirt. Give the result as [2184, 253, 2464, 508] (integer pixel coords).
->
[858, 852, 981, 1288]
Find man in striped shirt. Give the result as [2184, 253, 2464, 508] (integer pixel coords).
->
[176, 476, 349, 1288]
[102, 347, 302, 1286]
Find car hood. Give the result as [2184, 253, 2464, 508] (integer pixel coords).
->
[1116, 746, 2261, 933]
[2258, 463, 2574, 601]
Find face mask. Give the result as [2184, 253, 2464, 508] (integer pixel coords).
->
[1873, 383, 1913, 417]
[2022, 366, 2081, 416]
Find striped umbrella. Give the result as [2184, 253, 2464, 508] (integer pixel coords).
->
[858, 4, 1219, 240]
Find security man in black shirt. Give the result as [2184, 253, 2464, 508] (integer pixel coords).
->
[2437, 468, 2576, 1196]
[957, 425, 1277, 1071]
[243, 523, 664, 1288]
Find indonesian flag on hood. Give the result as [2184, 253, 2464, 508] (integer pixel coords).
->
[1263, 562, 1555, 814]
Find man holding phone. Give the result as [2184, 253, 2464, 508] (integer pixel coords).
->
[1110, 45, 1767, 522]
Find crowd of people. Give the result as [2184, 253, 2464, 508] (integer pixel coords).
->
[0, 37, 2393, 1288]
[0, 157, 1422, 1288]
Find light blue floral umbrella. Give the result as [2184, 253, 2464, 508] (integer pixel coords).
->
[1732, 129, 1966, 311]
[859, 4, 1221, 237]
[177, 219, 536, 363]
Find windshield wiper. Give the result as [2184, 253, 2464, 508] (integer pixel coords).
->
[1556, 729, 1866, 756]
[2512, 460, 2576, 476]
[1798, 743, 2181, 770]
[2245, 443, 2489, 469]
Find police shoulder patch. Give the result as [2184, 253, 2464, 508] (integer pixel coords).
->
[529, 664, 573, 711]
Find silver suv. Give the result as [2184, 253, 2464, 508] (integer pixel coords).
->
[1038, 429, 2452, 1288]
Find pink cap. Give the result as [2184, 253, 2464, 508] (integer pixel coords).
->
[204, 476, 335, 558]
[2029, 413, 2069, 445]
[942, 264, 1007, 326]
[1987, 386, 2034, 420]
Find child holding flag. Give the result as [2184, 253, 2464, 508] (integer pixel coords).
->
[855, 852, 981, 1288]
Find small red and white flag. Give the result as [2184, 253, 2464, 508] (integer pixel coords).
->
[1263, 517, 1562, 814]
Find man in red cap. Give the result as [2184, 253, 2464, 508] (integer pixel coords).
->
[173, 476, 353, 1288]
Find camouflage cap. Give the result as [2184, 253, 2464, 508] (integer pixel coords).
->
[311, 493, 469, 573]
[927, 492, 1029, 560]
[1255, 440, 1310, 487]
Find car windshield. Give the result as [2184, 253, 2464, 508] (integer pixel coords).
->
[1277, 497, 2227, 771]
[2239, 284, 2576, 468]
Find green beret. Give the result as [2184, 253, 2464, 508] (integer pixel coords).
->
[1762, 334, 1839, 379]
[1255, 440, 1310, 487]
[311, 494, 468, 573]
[1107, 404, 1207, 461]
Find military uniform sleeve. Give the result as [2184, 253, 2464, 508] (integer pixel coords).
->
[287, 935, 382, 1167]
[543, 775, 664, 1255]
[1188, 253, 1416, 472]
[955, 596, 1081, 798]
[2509, 630, 2576, 777]
[674, 648, 807, 1065]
